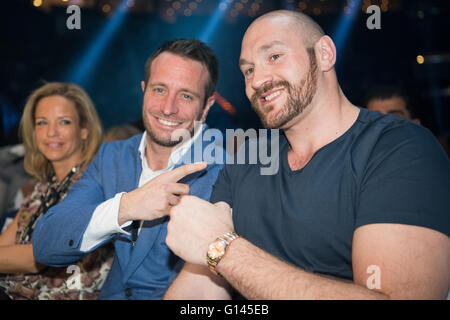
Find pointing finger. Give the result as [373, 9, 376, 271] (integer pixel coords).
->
[158, 162, 207, 183]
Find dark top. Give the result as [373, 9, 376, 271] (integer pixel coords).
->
[210, 108, 450, 280]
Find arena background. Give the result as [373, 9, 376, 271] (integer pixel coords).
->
[1, 0, 449, 146]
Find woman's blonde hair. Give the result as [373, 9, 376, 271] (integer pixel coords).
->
[19, 82, 103, 181]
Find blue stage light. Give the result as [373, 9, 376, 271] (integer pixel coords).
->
[65, 0, 129, 86]
[331, 0, 362, 58]
[199, 0, 231, 43]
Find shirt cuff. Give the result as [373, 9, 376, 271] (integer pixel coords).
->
[80, 192, 132, 252]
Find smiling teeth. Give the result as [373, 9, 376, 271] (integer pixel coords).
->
[158, 119, 180, 126]
[264, 91, 281, 101]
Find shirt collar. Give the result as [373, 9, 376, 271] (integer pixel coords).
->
[138, 122, 205, 173]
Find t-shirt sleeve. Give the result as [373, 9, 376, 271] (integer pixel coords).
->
[356, 124, 450, 237]
[210, 164, 233, 208]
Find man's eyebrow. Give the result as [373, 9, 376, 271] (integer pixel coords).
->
[150, 81, 201, 98]
[259, 40, 286, 52]
[149, 81, 167, 88]
[239, 58, 251, 67]
[239, 40, 287, 67]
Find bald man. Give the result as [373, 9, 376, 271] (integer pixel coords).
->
[164, 10, 450, 299]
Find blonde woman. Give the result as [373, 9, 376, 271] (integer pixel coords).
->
[0, 82, 113, 300]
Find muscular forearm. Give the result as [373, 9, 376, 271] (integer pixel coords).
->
[164, 263, 232, 300]
[216, 238, 387, 300]
[0, 244, 45, 274]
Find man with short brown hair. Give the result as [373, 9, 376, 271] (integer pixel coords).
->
[33, 39, 223, 299]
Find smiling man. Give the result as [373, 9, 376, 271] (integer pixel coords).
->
[32, 39, 224, 299]
[164, 11, 450, 299]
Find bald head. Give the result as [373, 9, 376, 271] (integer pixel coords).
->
[247, 10, 325, 48]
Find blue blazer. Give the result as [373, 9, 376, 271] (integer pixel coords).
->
[33, 130, 224, 299]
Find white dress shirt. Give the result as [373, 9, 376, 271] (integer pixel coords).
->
[80, 124, 204, 252]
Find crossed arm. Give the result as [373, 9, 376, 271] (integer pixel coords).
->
[164, 198, 450, 300]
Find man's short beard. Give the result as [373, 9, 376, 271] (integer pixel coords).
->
[251, 48, 318, 129]
[145, 124, 183, 147]
[142, 112, 202, 147]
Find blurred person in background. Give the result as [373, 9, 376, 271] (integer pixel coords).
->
[365, 86, 450, 157]
[0, 82, 113, 300]
[104, 124, 142, 142]
[365, 86, 421, 124]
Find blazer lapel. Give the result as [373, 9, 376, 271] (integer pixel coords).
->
[114, 136, 144, 277]
[122, 128, 213, 281]
[123, 216, 167, 281]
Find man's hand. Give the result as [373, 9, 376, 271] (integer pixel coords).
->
[118, 162, 207, 225]
[166, 197, 234, 266]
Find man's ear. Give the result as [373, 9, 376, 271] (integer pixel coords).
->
[141, 81, 146, 93]
[315, 35, 336, 72]
[200, 94, 216, 122]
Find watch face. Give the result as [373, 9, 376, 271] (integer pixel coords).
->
[208, 240, 226, 259]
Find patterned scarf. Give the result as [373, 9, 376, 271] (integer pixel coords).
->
[19, 165, 81, 243]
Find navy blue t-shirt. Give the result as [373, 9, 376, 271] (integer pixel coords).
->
[210, 108, 450, 280]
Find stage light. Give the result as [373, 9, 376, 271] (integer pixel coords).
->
[65, 0, 130, 86]
[199, 0, 231, 42]
[214, 92, 237, 116]
[33, 0, 42, 7]
[416, 55, 425, 64]
[298, 1, 307, 11]
[173, 1, 182, 10]
[250, 3, 259, 11]
[332, 0, 362, 58]
[102, 4, 111, 13]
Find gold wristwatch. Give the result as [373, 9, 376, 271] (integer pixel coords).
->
[206, 231, 239, 275]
